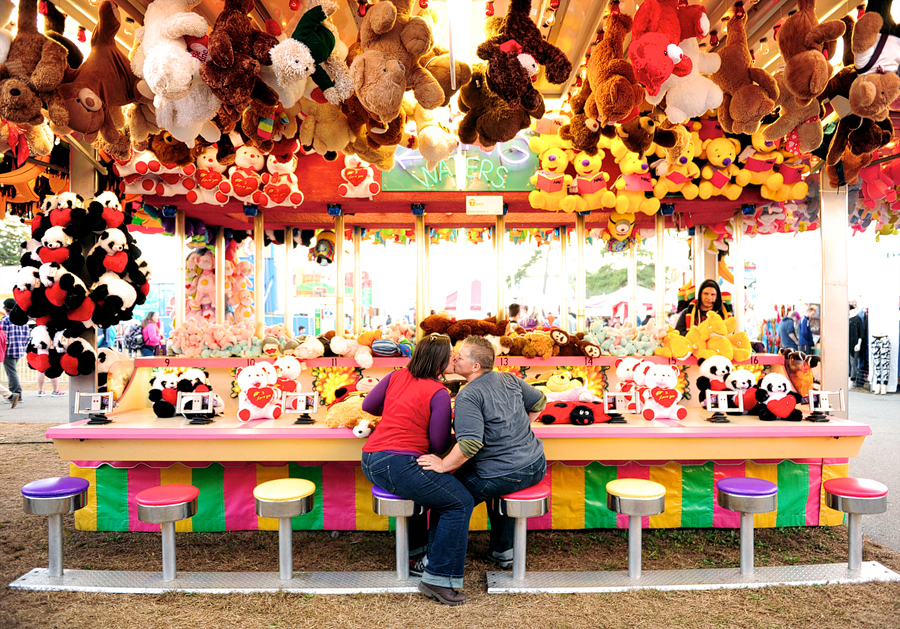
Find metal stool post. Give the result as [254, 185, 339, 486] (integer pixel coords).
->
[254, 478, 317, 581]
[824, 477, 888, 573]
[512, 515, 528, 580]
[371, 486, 422, 580]
[136, 485, 200, 582]
[495, 482, 551, 581]
[161, 520, 177, 581]
[627, 515, 642, 579]
[278, 516, 294, 580]
[22, 477, 90, 579]
[716, 477, 778, 577]
[606, 479, 666, 580]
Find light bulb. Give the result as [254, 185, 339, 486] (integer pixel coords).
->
[542, 8, 555, 28]
[760, 37, 769, 54]
[123, 17, 135, 36]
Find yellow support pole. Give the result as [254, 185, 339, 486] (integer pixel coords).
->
[575, 213, 586, 333]
[254, 212, 264, 338]
[353, 226, 362, 334]
[334, 213, 345, 333]
[215, 227, 225, 325]
[496, 214, 506, 321]
[174, 212, 186, 330]
[415, 214, 427, 341]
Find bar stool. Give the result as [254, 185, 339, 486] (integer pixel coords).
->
[606, 479, 665, 579]
[716, 477, 778, 576]
[21, 477, 90, 578]
[494, 481, 551, 580]
[371, 486, 423, 580]
[135, 484, 199, 582]
[254, 478, 316, 580]
[824, 477, 889, 572]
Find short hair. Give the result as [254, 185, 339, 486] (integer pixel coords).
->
[508, 303, 520, 317]
[462, 335, 495, 372]
[3, 298, 14, 311]
[408, 333, 451, 380]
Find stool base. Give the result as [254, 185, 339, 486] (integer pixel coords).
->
[485, 561, 900, 594]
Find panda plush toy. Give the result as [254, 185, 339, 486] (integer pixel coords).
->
[148, 372, 180, 418]
[86, 229, 131, 280]
[90, 271, 138, 327]
[59, 338, 97, 376]
[725, 368, 759, 414]
[696, 355, 734, 406]
[85, 191, 127, 232]
[38, 225, 84, 271]
[8, 267, 41, 324]
[755, 373, 803, 422]
[25, 325, 55, 374]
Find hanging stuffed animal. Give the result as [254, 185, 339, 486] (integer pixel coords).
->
[777, 0, 845, 106]
[339, 154, 381, 199]
[310, 230, 336, 266]
[763, 71, 824, 156]
[644, 37, 722, 125]
[457, 63, 541, 150]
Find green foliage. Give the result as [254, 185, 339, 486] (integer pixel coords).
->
[0, 218, 28, 267]
[585, 261, 655, 296]
[505, 248, 542, 289]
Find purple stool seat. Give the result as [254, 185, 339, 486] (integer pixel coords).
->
[370, 486, 422, 580]
[371, 485, 406, 502]
[22, 476, 90, 499]
[21, 477, 90, 578]
[716, 477, 779, 577]
[717, 477, 778, 497]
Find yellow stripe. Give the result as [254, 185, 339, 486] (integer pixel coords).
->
[469, 501, 488, 530]
[255, 464, 290, 531]
[355, 466, 389, 531]
[820, 463, 850, 526]
[70, 464, 96, 531]
[745, 461, 779, 528]
[160, 464, 195, 532]
[649, 462, 683, 528]
[551, 462, 584, 529]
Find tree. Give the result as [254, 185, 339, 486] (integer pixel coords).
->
[0, 218, 28, 266]
[585, 262, 656, 296]
[506, 249, 542, 289]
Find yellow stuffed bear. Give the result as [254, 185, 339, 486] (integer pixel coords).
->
[762, 153, 809, 202]
[654, 132, 701, 200]
[559, 150, 608, 213]
[654, 327, 692, 360]
[699, 137, 743, 200]
[529, 146, 574, 211]
[736, 125, 784, 190]
[601, 140, 661, 215]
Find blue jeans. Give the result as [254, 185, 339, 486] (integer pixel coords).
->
[3, 356, 21, 396]
[454, 454, 547, 559]
[362, 451, 474, 589]
[140, 346, 157, 357]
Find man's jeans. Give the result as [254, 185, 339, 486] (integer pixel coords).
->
[362, 451, 474, 589]
[454, 454, 547, 560]
[3, 356, 21, 396]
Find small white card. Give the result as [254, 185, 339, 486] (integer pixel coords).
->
[282, 392, 319, 414]
[465, 195, 504, 215]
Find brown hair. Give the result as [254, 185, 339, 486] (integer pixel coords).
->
[462, 335, 495, 372]
[407, 333, 451, 380]
[141, 311, 157, 328]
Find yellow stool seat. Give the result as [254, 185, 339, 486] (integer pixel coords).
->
[254, 478, 316, 502]
[606, 479, 666, 500]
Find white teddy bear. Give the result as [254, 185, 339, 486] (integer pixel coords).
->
[255, 155, 304, 207]
[640, 364, 687, 421]
[644, 38, 723, 126]
[185, 146, 230, 206]
[329, 335, 374, 369]
[236, 364, 282, 422]
[219, 144, 265, 202]
[338, 154, 380, 199]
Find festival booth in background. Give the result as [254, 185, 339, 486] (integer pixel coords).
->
[4, 0, 898, 536]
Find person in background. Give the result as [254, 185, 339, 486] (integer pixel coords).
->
[849, 302, 865, 388]
[37, 373, 64, 397]
[568, 307, 577, 333]
[674, 280, 731, 334]
[98, 326, 116, 349]
[141, 311, 162, 357]
[1, 298, 27, 403]
[521, 306, 538, 329]
[0, 324, 19, 408]
[798, 307, 815, 354]
[298, 325, 307, 336]
[779, 311, 800, 351]
[508, 303, 521, 326]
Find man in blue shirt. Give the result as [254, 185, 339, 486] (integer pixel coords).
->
[778, 311, 800, 351]
[798, 307, 815, 354]
[1, 299, 28, 401]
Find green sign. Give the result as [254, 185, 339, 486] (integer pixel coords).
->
[382, 131, 538, 192]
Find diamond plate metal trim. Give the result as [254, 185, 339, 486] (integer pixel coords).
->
[486, 562, 900, 594]
[9, 569, 420, 594]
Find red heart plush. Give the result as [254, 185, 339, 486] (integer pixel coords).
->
[45, 283, 66, 307]
[344, 168, 368, 187]
[68, 299, 94, 322]
[60, 354, 80, 376]
[102, 207, 124, 228]
[264, 183, 290, 204]
[40, 247, 69, 264]
[277, 378, 297, 392]
[50, 208, 72, 227]
[162, 388, 178, 405]
[27, 352, 50, 372]
[767, 395, 796, 418]
[13, 287, 32, 311]
[650, 387, 677, 407]
[710, 380, 727, 391]
[742, 388, 757, 410]
[198, 170, 223, 189]
[247, 387, 276, 408]
[103, 251, 129, 273]
[231, 170, 259, 198]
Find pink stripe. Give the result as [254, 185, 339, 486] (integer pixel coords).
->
[615, 462, 651, 529]
[712, 462, 745, 528]
[527, 465, 553, 530]
[322, 463, 357, 530]
[823, 458, 849, 465]
[223, 465, 259, 531]
[806, 460, 822, 526]
[128, 466, 161, 532]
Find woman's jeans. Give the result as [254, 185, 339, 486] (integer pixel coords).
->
[140, 346, 157, 357]
[454, 454, 547, 561]
[362, 451, 474, 589]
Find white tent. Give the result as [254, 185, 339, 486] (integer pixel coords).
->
[584, 286, 657, 319]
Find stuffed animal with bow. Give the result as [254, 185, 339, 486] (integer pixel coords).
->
[256, 155, 304, 207]
[640, 364, 687, 420]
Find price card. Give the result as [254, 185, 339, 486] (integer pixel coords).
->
[283, 392, 319, 414]
[603, 391, 638, 415]
[704, 390, 742, 413]
[178, 391, 214, 415]
[75, 392, 113, 414]
[809, 390, 844, 414]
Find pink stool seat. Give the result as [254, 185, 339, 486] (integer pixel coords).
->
[824, 478, 888, 499]
[501, 482, 551, 502]
[136, 484, 200, 507]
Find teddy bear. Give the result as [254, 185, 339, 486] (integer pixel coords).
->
[851, 10, 900, 79]
[444, 317, 509, 342]
[559, 151, 608, 213]
[457, 63, 541, 150]
[185, 145, 231, 206]
[644, 37, 722, 126]
[601, 144, 661, 215]
[339, 154, 380, 199]
[219, 143, 265, 201]
[640, 364, 687, 421]
[709, 9, 778, 136]
[146, 131, 193, 167]
[200, 0, 279, 108]
[826, 146, 873, 187]
[653, 131, 701, 200]
[526, 331, 555, 360]
[414, 102, 458, 172]
[255, 155, 304, 208]
[763, 71, 824, 156]
[351, 0, 444, 125]
[736, 125, 785, 192]
[755, 373, 803, 422]
[235, 364, 282, 422]
[777, 0, 845, 107]
[418, 9, 472, 107]
[330, 334, 375, 369]
[615, 115, 678, 158]
[529, 146, 574, 211]
[0, 0, 69, 126]
[341, 91, 410, 152]
[326, 395, 382, 437]
[558, 85, 611, 157]
[476, 0, 572, 112]
[299, 96, 355, 161]
[547, 328, 579, 357]
[698, 137, 743, 201]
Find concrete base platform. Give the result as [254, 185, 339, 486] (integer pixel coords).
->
[9, 569, 420, 594]
[487, 561, 900, 594]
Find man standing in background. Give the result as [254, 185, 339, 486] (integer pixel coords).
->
[1, 299, 27, 404]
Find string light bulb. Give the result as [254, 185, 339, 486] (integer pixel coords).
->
[77, 26, 86, 42]
[542, 8, 556, 28]
[485, 0, 494, 17]
[710, 30, 719, 46]
[289, 0, 300, 11]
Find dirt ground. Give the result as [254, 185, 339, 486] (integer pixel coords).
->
[1, 422, 899, 629]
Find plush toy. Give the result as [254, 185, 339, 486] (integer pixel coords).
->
[147, 131, 193, 167]
[0, 0, 68, 126]
[653, 132, 701, 200]
[614, 356, 641, 405]
[559, 151, 608, 213]
[547, 328, 579, 357]
[90, 271, 138, 327]
[596, 212, 636, 252]
[199, 0, 279, 108]
[645, 38, 722, 125]
[777, 0, 844, 107]
[338, 154, 380, 199]
[326, 395, 381, 436]
[38, 226, 84, 273]
[736, 125, 785, 193]
[526, 332, 555, 360]
[414, 103, 458, 172]
[710, 9, 778, 135]
[235, 364, 282, 422]
[341, 90, 410, 152]
[273, 355, 304, 395]
[725, 368, 758, 414]
[86, 229, 131, 281]
[0, 0, 14, 65]
[601, 145, 661, 215]
[581, 10, 643, 130]
[558, 86, 607, 157]
[256, 155, 304, 208]
[536, 401, 608, 425]
[852, 11, 900, 79]
[219, 143, 265, 201]
[640, 364, 686, 420]
[698, 137, 743, 201]
[615, 115, 677, 158]
[148, 372, 180, 418]
[755, 373, 802, 422]
[299, 96, 355, 161]
[528, 146, 574, 211]
[41, 1, 82, 70]
[695, 355, 733, 406]
[457, 63, 541, 149]
[476, 0, 571, 112]
[654, 328, 692, 361]
[763, 71, 824, 156]
[185, 145, 231, 206]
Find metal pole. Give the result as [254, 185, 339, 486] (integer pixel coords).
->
[740, 511, 755, 576]
[692, 230, 705, 290]
[161, 520, 177, 581]
[415, 215, 427, 341]
[424, 226, 431, 319]
[628, 515, 642, 579]
[215, 227, 225, 325]
[576, 213, 586, 333]
[334, 214, 345, 333]
[395, 516, 409, 580]
[847, 513, 863, 572]
[705, 245, 718, 282]
[512, 517, 527, 580]
[655, 214, 666, 326]
[47, 514, 63, 578]
[628, 239, 637, 327]
[253, 213, 265, 338]
[820, 185, 850, 419]
[733, 212, 745, 333]
[496, 215, 506, 322]
[560, 226, 569, 330]
[285, 225, 294, 333]
[175, 212, 186, 330]
[279, 516, 293, 580]
[353, 226, 362, 334]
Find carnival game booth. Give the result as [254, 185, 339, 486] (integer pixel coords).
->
[2, 0, 895, 544]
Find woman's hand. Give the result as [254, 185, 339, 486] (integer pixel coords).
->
[417, 454, 445, 473]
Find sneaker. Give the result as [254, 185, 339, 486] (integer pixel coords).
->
[417, 580, 466, 606]
[8, 393, 19, 409]
[52, 391, 65, 397]
[37, 391, 46, 397]
[485, 550, 513, 570]
[409, 558, 426, 578]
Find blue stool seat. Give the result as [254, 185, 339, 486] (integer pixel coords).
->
[716, 477, 778, 577]
[371, 486, 421, 580]
[21, 476, 90, 578]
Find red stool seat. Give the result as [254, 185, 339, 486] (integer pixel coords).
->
[501, 482, 551, 502]
[824, 478, 888, 499]
[136, 484, 200, 506]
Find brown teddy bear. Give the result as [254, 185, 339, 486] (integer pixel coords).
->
[762, 71, 824, 156]
[616, 115, 678, 157]
[826, 146, 873, 187]
[549, 327, 580, 357]
[457, 63, 542, 150]
[419, 312, 453, 335]
[343, 93, 407, 150]
[777, 0, 845, 106]
[476, 0, 572, 112]
[299, 96, 355, 161]
[0, 0, 68, 126]
[200, 0, 279, 108]
[526, 332, 555, 360]
[445, 317, 509, 342]
[710, 9, 778, 135]
[583, 11, 643, 130]
[351, 0, 444, 125]
[147, 131, 193, 167]
[43, 0, 83, 70]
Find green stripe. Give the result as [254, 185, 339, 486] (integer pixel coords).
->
[96, 464, 129, 531]
[584, 462, 617, 528]
[776, 460, 809, 527]
[289, 463, 324, 530]
[680, 462, 714, 528]
[191, 464, 225, 532]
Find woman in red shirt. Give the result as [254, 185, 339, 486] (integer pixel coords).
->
[361, 333, 473, 606]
